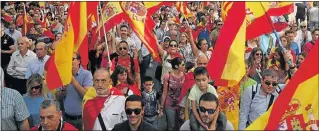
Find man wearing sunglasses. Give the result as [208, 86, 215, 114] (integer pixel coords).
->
[112, 95, 157, 131]
[295, 22, 312, 53]
[180, 93, 234, 130]
[239, 69, 285, 130]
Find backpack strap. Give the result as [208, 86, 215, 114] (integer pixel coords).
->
[130, 56, 135, 76]
[98, 113, 107, 131]
[251, 84, 259, 100]
[115, 56, 118, 67]
[267, 94, 275, 111]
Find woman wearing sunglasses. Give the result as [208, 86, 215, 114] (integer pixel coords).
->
[156, 39, 183, 84]
[23, 74, 53, 128]
[247, 47, 265, 83]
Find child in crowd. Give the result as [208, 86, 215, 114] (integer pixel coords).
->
[188, 67, 219, 130]
[141, 76, 161, 124]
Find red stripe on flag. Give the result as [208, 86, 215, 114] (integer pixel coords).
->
[268, 4, 294, 16]
[45, 55, 64, 90]
[265, 40, 319, 129]
[207, 2, 246, 86]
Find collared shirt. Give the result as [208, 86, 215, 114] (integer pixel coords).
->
[93, 95, 127, 130]
[259, 34, 277, 55]
[180, 119, 234, 130]
[131, 32, 150, 57]
[294, 30, 312, 53]
[7, 50, 37, 79]
[4, 29, 22, 48]
[239, 84, 285, 130]
[1, 87, 30, 130]
[63, 67, 93, 116]
[155, 28, 166, 43]
[25, 55, 50, 79]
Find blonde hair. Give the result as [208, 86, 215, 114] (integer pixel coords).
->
[26, 74, 48, 98]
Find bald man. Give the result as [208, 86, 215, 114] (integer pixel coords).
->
[25, 42, 50, 79]
[178, 55, 210, 119]
[7, 36, 37, 94]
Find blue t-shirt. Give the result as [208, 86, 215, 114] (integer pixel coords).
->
[23, 94, 52, 127]
[290, 42, 300, 56]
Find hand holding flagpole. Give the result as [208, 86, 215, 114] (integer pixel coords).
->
[98, 2, 111, 63]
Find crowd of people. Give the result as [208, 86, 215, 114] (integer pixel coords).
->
[1, 1, 319, 131]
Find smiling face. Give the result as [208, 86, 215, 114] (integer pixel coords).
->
[118, 42, 129, 56]
[168, 41, 178, 53]
[125, 101, 144, 126]
[261, 76, 279, 94]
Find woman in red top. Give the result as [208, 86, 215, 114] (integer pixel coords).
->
[110, 65, 141, 97]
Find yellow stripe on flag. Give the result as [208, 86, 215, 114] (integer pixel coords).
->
[55, 17, 74, 85]
[221, 16, 246, 87]
[74, 2, 87, 51]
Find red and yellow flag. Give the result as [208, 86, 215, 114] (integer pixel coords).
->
[22, 5, 29, 36]
[176, 2, 193, 18]
[247, 40, 319, 130]
[45, 2, 79, 90]
[222, 2, 293, 40]
[207, 2, 246, 87]
[90, 2, 124, 50]
[120, 2, 171, 63]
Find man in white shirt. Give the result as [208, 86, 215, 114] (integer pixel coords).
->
[294, 22, 312, 53]
[115, 24, 136, 57]
[7, 36, 36, 94]
[83, 69, 127, 130]
[4, 22, 22, 48]
[25, 42, 50, 79]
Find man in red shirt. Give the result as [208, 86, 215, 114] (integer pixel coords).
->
[111, 40, 141, 89]
[303, 29, 319, 54]
[30, 99, 78, 131]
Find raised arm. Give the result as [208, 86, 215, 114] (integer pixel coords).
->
[186, 26, 199, 58]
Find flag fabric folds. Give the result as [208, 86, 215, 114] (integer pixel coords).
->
[119, 2, 171, 63]
[45, 2, 78, 90]
[247, 40, 318, 130]
[176, 2, 193, 17]
[207, 2, 246, 87]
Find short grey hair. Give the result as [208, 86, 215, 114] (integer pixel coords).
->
[40, 99, 61, 112]
[93, 68, 110, 78]
[262, 69, 279, 79]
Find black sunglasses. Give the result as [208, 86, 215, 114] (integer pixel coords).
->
[119, 47, 127, 51]
[125, 108, 142, 115]
[255, 53, 262, 56]
[32, 85, 42, 90]
[217, 24, 223, 26]
[169, 44, 177, 47]
[265, 81, 278, 86]
[199, 106, 216, 114]
[72, 57, 78, 61]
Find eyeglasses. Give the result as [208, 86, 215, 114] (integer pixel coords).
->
[217, 24, 223, 26]
[199, 106, 216, 114]
[125, 108, 142, 115]
[32, 85, 42, 90]
[265, 81, 278, 86]
[72, 57, 78, 61]
[301, 26, 307, 28]
[255, 53, 262, 56]
[119, 47, 127, 51]
[169, 44, 177, 47]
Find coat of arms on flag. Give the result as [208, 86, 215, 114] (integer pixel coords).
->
[121, 2, 147, 22]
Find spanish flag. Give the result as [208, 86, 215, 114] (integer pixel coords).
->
[247, 40, 319, 130]
[222, 2, 293, 40]
[120, 2, 171, 63]
[176, 2, 193, 17]
[90, 2, 124, 51]
[45, 2, 79, 90]
[82, 86, 124, 130]
[22, 4, 29, 36]
[207, 2, 246, 87]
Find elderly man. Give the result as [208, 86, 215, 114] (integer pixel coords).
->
[30, 99, 77, 131]
[7, 36, 37, 94]
[83, 69, 127, 130]
[112, 95, 157, 131]
[25, 42, 50, 79]
[180, 93, 234, 130]
[56, 52, 93, 130]
[1, 67, 30, 130]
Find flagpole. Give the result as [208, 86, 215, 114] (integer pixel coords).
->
[96, 6, 100, 38]
[98, 2, 111, 63]
[260, 2, 292, 66]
